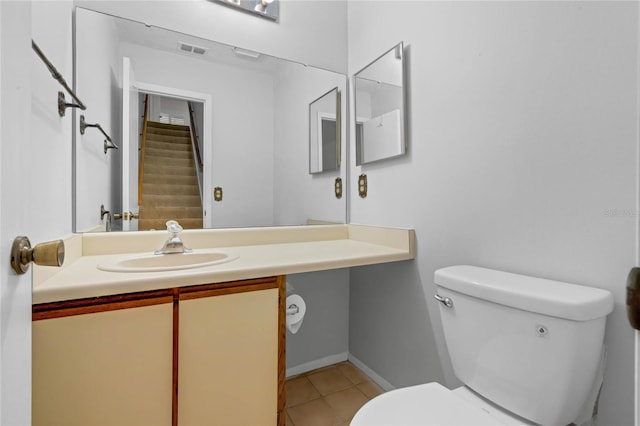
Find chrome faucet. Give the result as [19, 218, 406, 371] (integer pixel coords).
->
[155, 220, 192, 255]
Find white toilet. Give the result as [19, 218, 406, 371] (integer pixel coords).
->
[351, 265, 614, 426]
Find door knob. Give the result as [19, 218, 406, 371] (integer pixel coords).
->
[10, 236, 64, 275]
[627, 267, 640, 330]
[114, 212, 139, 221]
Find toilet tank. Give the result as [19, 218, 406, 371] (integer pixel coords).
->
[434, 266, 613, 426]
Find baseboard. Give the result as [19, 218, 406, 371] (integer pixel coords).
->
[286, 352, 349, 378]
[347, 353, 396, 392]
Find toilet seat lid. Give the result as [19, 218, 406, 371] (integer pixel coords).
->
[351, 382, 505, 426]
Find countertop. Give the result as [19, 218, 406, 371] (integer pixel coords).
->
[33, 224, 415, 304]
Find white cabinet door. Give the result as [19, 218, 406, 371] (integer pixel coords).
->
[178, 288, 279, 425]
[33, 303, 174, 426]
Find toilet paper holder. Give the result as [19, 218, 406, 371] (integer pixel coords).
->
[286, 304, 300, 315]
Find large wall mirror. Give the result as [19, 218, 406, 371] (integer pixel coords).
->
[74, 7, 347, 233]
[354, 42, 406, 165]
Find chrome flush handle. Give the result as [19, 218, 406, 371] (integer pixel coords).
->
[434, 294, 454, 308]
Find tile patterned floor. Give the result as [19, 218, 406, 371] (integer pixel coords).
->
[285, 362, 384, 426]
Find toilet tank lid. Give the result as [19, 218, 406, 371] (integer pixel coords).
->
[435, 265, 613, 321]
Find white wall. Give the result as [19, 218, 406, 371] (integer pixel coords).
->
[149, 95, 189, 123]
[74, 7, 122, 231]
[32, 2, 74, 239]
[347, 2, 637, 425]
[75, 0, 348, 73]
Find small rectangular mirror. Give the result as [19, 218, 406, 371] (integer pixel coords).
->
[309, 87, 341, 174]
[354, 42, 406, 165]
[212, 0, 279, 21]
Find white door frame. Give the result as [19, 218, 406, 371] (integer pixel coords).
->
[132, 81, 213, 228]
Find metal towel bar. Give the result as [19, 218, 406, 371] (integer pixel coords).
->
[32, 40, 86, 117]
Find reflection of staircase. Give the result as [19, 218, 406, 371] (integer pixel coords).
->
[138, 121, 203, 230]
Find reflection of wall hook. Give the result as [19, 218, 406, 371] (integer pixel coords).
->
[377, 114, 384, 127]
[80, 115, 119, 154]
[103, 140, 117, 154]
[58, 92, 84, 117]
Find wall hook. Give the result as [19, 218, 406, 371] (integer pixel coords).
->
[57, 92, 83, 117]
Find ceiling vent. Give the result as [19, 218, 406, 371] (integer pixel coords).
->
[178, 41, 207, 55]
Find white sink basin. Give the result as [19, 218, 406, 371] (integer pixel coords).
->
[97, 250, 238, 273]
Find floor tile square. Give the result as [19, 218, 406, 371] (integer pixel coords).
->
[324, 387, 369, 422]
[357, 380, 384, 399]
[287, 398, 341, 426]
[286, 376, 321, 407]
[307, 366, 352, 396]
[337, 362, 369, 384]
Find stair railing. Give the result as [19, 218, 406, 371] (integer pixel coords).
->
[188, 102, 204, 173]
[138, 94, 150, 206]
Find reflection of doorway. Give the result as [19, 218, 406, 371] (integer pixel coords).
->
[319, 117, 337, 171]
[122, 72, 213, 229]
[137, 94, 205, 230]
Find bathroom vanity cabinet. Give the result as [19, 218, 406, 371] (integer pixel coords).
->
[32, 276, 286, 426]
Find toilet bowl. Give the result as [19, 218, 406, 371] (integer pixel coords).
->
[351, 265, 614, 426]
[351, 382, 532, 425]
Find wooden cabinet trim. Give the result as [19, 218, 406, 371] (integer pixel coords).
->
[178, 276, 279, 299]
[277, 275, 286, 426]
[179, 280, 279, 301]
[32, 295, 174, 321]
[33, 277, 280, 320]
[172, 288, 179, 426]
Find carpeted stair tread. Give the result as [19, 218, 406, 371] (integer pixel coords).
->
[143, 173, 199, 186]
[146, 125, 190, 136]
[144, 155, 194, 169]
[144, 163, 197, 177]
[143, 183, 200, 196]
[144, 147, 193, 160]
[145, 133, 192, 145]
[147, 121, 190, 131]
[147, 128, 191, 139]
[138, 206, 203, 219]
[142, 193, 202, 207]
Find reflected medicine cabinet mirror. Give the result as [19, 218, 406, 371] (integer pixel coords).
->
[354, 42, 406, 165]
[309, 87, 341, 174]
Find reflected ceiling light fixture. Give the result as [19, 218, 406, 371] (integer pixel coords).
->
[233, 47, 261, 59]
[255, 0, 274, 13]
